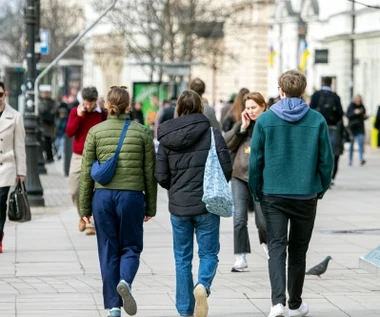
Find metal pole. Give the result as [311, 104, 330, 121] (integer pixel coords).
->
[24, 0, 45, 206]
[350, 1, 355, 101]
[34, 0, 118, 114]
[33, 0, 47, 175]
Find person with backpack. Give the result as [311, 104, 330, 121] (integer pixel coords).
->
[39, 85, 57, 163]
[65, 87, 107, 236]
[310, 76, 343, 184]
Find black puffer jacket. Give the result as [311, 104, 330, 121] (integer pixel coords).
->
[155, 113, 232, 217]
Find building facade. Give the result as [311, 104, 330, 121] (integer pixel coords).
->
[270, 0, 380, 116]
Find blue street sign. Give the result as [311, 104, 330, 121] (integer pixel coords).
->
[40, 29, 50, 55]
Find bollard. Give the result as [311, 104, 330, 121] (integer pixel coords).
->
[64, 136, 73, 176]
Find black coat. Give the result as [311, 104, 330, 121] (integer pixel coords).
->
[346, 102, 367, 135]
[155, 113, 232, 217]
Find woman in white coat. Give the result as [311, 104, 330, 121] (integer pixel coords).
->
[0, 81, 26, 253]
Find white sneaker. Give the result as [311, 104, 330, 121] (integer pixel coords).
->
[231, 254, 248, 272]
[289, 302, 309, 317]
[268, 303, 285, 317]
[262, 243, 269, 259]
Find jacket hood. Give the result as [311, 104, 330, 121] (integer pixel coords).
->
[270, 98, 310, 122]
[157, 113, 210, 151]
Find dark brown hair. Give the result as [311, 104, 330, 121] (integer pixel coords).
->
[244, 92, 268, 111]
[81, 86, 98, 102]
[106, 87, 130, 116]
[176, 90, 204, 117]
[0, 81, 5, 92]
[189, 78, 205, 97]
[278, 70, 307, 98]
[231, 87, 249, 122]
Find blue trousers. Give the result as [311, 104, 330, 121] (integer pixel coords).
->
[349, 133, 365, 163]
[92, 189, 145, 309]
[170, 213, 220, 316]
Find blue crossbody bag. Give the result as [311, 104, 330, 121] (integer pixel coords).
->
[90, 120, 130, 185]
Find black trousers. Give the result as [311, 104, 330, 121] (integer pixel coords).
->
[0, 186, 11, 242]
[332, 155, 340, 180]
[260, 195, 317, 310]
[44, 135, 54, 161]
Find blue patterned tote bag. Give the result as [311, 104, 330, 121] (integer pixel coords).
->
[202, 128, 233, 217]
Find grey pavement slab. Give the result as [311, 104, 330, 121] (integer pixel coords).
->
[1, 148, 380, 316]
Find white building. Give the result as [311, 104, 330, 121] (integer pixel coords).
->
[270, 0, 380, 116]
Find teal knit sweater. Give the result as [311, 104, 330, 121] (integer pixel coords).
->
[248, 104, 333, 202]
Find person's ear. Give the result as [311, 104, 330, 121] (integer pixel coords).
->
[279, 88, 286, 99]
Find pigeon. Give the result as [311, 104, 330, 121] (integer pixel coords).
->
[305, 256, 332, 278]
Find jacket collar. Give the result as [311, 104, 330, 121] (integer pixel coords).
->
[109, 112, 131, 120]
[0, 104, 16, 133]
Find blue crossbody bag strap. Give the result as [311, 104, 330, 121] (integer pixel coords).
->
[115, 120, 131, 156]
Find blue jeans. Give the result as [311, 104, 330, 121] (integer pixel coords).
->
[349, 133, 364, 163]
[55, 136, 65, 158]
[170, 213, 220, 316]
[92, 189, 145, 309]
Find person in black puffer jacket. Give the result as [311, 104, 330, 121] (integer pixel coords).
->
[155, 89, 232, 317]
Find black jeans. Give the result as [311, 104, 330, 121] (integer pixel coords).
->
[261, 195, 317, 310]
[0, 187, 11, 242]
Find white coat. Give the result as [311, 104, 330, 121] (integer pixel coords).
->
[0, 104, 27, 187]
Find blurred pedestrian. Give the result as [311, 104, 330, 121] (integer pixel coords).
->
[39, 85, 57, 163]
[222, 88, 249, 132]
[65, 87, 107, 236]
[224, 92, 268, 272]
[189, 78, 221, 130]
[131, 101, 144, 125]
[155, 90, 232, 317]
[221, 93, 236, 124]
[249, 70, 333, 317]
[346, 94, 368, 166]
[375, 105, 380, 147]
[0, 81, 26, 253]
[55, 101, 70, 160]
[310, 77, 343, 183]
[80, 86, 157, 317]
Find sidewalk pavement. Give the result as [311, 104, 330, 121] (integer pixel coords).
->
[1, 147, 380, 317]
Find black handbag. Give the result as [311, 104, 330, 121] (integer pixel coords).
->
[8, 181, 32, 222]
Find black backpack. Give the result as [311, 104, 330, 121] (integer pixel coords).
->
[316, 91, 340, 126]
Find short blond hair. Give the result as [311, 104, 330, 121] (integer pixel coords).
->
[278, 70, 307, 98]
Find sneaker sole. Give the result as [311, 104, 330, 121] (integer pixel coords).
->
[231, 267, 248, 272]
[194, 285, 208, 317]
[289, 312, 308, 317]
[117, 283, 137, 316]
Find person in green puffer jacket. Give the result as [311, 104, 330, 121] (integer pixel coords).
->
[79, 87, 157, 317]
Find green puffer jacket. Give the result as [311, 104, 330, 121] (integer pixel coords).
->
[79, 113, 157, 217]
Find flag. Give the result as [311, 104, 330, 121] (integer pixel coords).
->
[269, 45, 276, 68]
[299, 40, 310, 72]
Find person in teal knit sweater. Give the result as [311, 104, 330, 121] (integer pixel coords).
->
[248, 70, 333, 317]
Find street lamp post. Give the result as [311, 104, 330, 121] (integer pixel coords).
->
[24, 0, 45, 207]
[34, 0, 47, 175]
